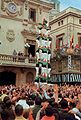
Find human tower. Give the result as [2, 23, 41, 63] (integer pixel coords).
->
[35, 19, 52, 83]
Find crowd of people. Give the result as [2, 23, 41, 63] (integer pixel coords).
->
[0, 83, 81, 120]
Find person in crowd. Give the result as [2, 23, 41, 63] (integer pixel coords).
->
[71, 99, 81, 119]
[11, 88, 20, 109]
[52, 108, 60, 120]
[15, 104, 27, 120]
[36, 98, 49, 120]
[41, 105, 55, 120]
[16, 90, 29, 110]
[59, 98, 77, 120]
[27, 99, 34, 108]
[1, 83, 81, 120]
[32, 96, 42, 120]
[23, 108, 34, 120]
[1, 109, 9, 120]
[3, 96, 15, 120]
[0, 88, 8, 101]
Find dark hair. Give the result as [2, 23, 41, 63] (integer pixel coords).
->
[53, 108, 60, 120]
[3, 96, 10, 104]
[45, 106, 53, 117]
[52, 102, 58, 108]
[5, 99, 12, 108]
[30, 94, 36, 101]
[48, 89, 51, 93]
[27, 100, 34, 106]
[15, 104, 23, 116]
[3, 96, 12, 109]
[1, 109, 9, 120]
[35, 97, 41, 105]
[60, 99, 68, 109]
[47, 98, 55, 106]
[69, 102, 76, 108]
[0, 101, 6, 111]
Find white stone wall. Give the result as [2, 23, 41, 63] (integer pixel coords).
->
[50, 7, 81, 56]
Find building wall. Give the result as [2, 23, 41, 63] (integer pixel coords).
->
[0, 0, 54, 86]
[50, 7, 81, 83]
[50, 7, 81, 55]
[0, 17, 24, 55]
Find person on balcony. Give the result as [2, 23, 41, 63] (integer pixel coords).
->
[13, 50, 17, 62]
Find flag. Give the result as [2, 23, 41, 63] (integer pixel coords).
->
[70, 35, 74, 48]
[75, 44, 79, 49]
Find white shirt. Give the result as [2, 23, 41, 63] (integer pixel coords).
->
[75, 114, 81, 120]
[72, 108, 81, 118]
[16, 99, 29, 109]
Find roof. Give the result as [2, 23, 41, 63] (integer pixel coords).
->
[54, 6, 81, 18]
[50, 7, 81, 24]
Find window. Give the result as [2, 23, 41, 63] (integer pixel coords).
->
[61, 20, 63, 25]
[59, 37, 63, 47]
[58, 20, 64, 26]
[56, 36, 63, 49]
[79, 19, 81, 24]
[29, 8, 36, 22]
[58, 22, 60, 26]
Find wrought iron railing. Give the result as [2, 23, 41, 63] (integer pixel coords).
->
[53, 47, 81, 58]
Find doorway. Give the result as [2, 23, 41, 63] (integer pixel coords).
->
[0, 71, 16, 86]
[28, 44, 35, 57]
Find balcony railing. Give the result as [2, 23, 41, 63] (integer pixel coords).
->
[53, 47, 81, 58]
[0, 54, 36, 67]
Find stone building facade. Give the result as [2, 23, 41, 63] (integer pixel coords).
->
[0, 0, 60, 86]
[50, 7, 81, 83]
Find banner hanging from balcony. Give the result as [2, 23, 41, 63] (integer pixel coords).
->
[50, 73, 81, 83]
[35, 19, 52, 83]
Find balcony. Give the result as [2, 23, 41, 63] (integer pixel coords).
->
[51, 47, 81, 74]
[53, 47, 81, 59]
[0, 54, 36, 68]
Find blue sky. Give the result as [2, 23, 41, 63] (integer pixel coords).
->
[59, 0, 81, 11]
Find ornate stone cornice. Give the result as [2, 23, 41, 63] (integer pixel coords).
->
[21, 29, 37, 37]
[29, 0, 53, 10]
[0, 14, 23, 22]
[50, 12, 81, 25]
